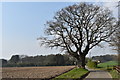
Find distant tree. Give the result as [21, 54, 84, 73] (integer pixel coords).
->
[44, 54, 56, 66]
[9, 55, 20, 64]
[92, 54, 117, 63]
[19, 55, 28, 59]
[110, 2, 120, 63]
[0, 59, 7, 67]
[63, 54, 76, 65]
[110, 20, 120, 63]
[38, 3, 117, 68]
[55, 54, 65, 66]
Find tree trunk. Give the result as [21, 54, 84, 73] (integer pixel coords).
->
[76, 55, 86, 69]
[81, 55, 86, 69]
[77, 59, 82, 68]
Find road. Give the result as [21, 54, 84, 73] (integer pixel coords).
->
[84, 66, 113, 80]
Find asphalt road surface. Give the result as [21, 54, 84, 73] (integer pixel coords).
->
[84, 66, 113, 80]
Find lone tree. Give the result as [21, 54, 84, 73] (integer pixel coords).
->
[38, 3, 117, 68]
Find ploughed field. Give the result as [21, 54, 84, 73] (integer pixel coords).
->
[2, 66, 75, 78]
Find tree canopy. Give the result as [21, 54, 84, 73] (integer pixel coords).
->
[38, 3, 118, 68]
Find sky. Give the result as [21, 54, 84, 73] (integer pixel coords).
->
[1, 1, 118, 60]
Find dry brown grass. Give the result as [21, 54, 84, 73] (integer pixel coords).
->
[2, 66, 75, 78]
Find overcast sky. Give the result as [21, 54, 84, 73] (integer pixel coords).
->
[0, 1, 118, 60]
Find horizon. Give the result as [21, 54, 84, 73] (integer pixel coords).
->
[0, 52, 118, 60]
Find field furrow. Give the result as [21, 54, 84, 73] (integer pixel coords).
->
[2, 66, 75, 78]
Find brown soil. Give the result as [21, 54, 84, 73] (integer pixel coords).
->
[2, 66, 75, 78]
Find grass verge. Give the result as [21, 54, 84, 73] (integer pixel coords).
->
[52, 68, 89, 80]
[108, 69, 120, 78]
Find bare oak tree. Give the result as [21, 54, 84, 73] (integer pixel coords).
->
[37, 3, 117, 68]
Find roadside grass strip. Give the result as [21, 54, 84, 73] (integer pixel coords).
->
[109, 69, 120, 78]
[53, 68, 89, 79]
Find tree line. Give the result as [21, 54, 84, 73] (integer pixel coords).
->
[92, 54, 118, 63]
[1, 54, 77, 67]
[1, 54, 117, 67]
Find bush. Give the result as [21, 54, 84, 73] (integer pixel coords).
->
[86, 60, 97, 68]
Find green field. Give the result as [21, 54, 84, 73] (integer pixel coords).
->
[53, 68, 89, 79]
[97, 61, 118, 68]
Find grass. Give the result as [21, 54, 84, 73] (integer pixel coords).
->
[53, 68, 89, 79]
[109, 69, 120, 78]
[97, 61, 118, 68]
